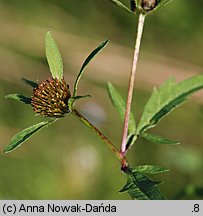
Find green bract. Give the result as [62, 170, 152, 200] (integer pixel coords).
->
[45, 31, 63, 81]
[4, 120, 56, 153]
[73, 40, 108, 97]
[5, 94, 31, 104]
[107, 0, 173, 15]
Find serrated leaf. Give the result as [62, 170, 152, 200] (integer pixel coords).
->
[141, 132, 180, 145]
[45, 31, 63, 80]
[120, 168, 166, 200]
[21, 78, 38, 88]
[5, 94, 31, 104]
[3, 120, 55, 153]
[137, 75, 203, 134]
[106, 0, 133, 14]
[119, 176, 133, 193]
[107, 82, 136, 133]
[133, 172, 165, 200]
[133, 165, 169, 174]
[120, 174, 149, 200]
[134, 171, 162, 188]
[73, 40, 109, 97]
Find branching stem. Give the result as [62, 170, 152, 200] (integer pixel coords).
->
[121, 13, 145, 155]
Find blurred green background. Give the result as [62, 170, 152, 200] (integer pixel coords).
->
[0, 0, 203, 199]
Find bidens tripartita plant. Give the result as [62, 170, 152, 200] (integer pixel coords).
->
[4, 0, 203, 199]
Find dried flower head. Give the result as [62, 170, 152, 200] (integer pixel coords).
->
[31, 78, 71, 117]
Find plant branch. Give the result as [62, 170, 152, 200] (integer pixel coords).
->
[121, 13, 146, 155]
[72, 109, 128, 167]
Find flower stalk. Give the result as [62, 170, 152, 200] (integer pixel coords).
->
[121, 13, 145, 156]
[72, 109, 128, 167]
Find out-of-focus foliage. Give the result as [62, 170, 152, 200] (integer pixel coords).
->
[0, 0, 203, 199]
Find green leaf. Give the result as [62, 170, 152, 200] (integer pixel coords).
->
[119, 174, 149, 200]
[119, 168, 166, 200]
[142, 0, 173, 15]
[137, 75, 203, 134]
[132, 165, 169, 174]
[107, 82, 136, 133]
[5, 94, 31, 104]
[21, 78, 38, 88]
[106, 0, 133, 14]
[73, 40, 109, 97]
[126, 133, 137, 150]
[141, 132, 180, 145]
[131, 172, 164, 200]
[3, 120, 55, 153]
[45, 31, 63, 80]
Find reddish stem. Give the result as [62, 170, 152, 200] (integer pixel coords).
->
[121, 13, 145, 155]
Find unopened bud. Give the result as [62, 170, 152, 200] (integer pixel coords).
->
[141, 0, 157, 11]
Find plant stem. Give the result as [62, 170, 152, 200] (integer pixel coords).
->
[72, 109, 128, 167]
[121, 13, 145, 155]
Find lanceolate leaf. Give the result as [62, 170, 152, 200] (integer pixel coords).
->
[132, 165, 169, 174]
[137, 75, 203, 134]
[73, 40, 109, 97]
[119, 168, 166, 200]
[107, 82, 136, 133]
[45, 31, 63, 80]
[106, 0, 133, 14]
[3, 120, 56, 153]
[141, 133, 180, 145]
[21, 78, 38, 88]
[5, 94, 31, 104]
[132, 172, 165, 200]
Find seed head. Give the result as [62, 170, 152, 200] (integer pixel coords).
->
[31, 78, 71, 117]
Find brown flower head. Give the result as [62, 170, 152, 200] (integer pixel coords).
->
[31, 77, 71, 117]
